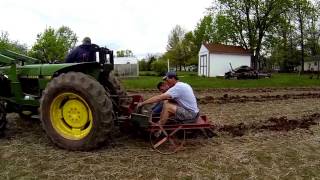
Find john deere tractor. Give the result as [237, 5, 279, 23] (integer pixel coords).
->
[0, 46, 127, 150]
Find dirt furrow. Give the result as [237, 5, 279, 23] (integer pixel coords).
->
[217, 113, 320, 137]
[199, 93, 320, 104]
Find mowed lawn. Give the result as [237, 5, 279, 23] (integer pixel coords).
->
[121, 72, 320, 90]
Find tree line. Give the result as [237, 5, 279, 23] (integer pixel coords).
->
[0, 26, 77, 63]
[0, 27, 135, 63]
[141, 0, 320, 74]
[1, 0, 319, 74]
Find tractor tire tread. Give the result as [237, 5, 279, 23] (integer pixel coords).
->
[40, 72, 113, 151]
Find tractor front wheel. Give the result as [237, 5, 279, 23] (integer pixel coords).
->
[40, 72, 113, 150]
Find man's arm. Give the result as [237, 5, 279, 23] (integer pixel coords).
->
[139, 93, 171, 106]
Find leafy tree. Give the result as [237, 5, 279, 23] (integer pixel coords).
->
[264, 10, 298, 71]
[166, 25, 187, 70]
[56, 26, 77, 55]
[138, 59, 148, 71]
[116, 49, 133, 57]
[146, 54, 157, 71]
[193, 15, 215, 49]
[29, 26, 77, 63]
[212, 13, 238, 44]
[211, 0, 290, 69]
[305, 6, 320, 57]
[293, 0, 319, 73]
[181, 32, 197, 68]
[151, 59, 167, 76]
[138, 54, 158, 71]
[265, 0, 318, 72]
[293, 0, 316, 73]
[0, 31, 27, 54]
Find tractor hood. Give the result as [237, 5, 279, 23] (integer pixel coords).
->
[16, 63, 74, 76]
[16, 62, 101, 77]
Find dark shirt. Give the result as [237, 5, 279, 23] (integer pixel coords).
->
[65, 44, 97, 63]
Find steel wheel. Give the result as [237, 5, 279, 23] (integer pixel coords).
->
[149, 124, 186, 154]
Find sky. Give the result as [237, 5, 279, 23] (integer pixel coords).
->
[0, 0, 212, 58]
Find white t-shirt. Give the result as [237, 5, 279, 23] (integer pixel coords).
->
[165, 82, 199, 113]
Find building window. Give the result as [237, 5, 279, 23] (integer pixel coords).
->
[314, 62, 317, 66]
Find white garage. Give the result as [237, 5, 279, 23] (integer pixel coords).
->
[198, 43, 251, 77]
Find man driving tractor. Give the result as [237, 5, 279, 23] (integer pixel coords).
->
[138, 72, 199, 125]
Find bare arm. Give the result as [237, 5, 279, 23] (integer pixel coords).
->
[140, 93, 171, 106]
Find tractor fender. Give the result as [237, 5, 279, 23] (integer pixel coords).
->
[41, 62, 102, 79]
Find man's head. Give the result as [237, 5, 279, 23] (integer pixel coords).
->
[163, 71, 178, 87]
[82, 37, 91, 45]
[157, 81, 169, 93]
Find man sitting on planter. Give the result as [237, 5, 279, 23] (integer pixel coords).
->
[138, 72, 199, 127]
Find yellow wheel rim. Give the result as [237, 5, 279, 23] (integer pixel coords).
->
[50, 92, 93, 140]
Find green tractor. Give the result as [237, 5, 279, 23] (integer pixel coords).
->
[0, 46, 128, 150]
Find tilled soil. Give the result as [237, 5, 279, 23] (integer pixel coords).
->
[0, 87, 320, 179]
[199, 92, 320, 104]
[218, 113, 320, 137]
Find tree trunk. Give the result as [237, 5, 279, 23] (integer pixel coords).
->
[300, 20, 304, 74]
[298, 6, 304, 75]
[250, 49, 256, 70]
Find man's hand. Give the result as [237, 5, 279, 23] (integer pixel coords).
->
[137, 102, 144, 108]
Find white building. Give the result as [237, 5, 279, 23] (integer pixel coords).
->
[198, 43, 251, 77]
[296, 60, 320, 72]
[113, 57, 139, 77]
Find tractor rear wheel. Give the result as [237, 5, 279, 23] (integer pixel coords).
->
[40, 72, 113, 151]
[107, 71, 127, 98]
[105, 71, 130, 108]
[107, 71, 128, 102]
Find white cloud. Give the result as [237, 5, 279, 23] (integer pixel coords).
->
[0, 0, 212, 56]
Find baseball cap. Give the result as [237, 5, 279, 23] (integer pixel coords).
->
[163, 71, 178, 80]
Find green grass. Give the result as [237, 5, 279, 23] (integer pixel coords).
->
[121, 73, 320, 90]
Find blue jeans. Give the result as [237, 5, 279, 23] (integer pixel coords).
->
[152, 102, 163, 116]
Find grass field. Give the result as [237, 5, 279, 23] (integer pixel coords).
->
[122, 72, 320, 90]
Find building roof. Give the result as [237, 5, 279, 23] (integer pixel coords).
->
[203, 43, 251, 55]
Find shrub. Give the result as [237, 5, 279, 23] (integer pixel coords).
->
[139, 71, 157, 76]
[151, 60, 167, 76]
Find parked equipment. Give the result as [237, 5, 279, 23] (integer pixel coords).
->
[225, 64, 271, 79]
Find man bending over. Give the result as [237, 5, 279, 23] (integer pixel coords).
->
[151, 81, 170, 115]
[138, 72, 199, 125]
